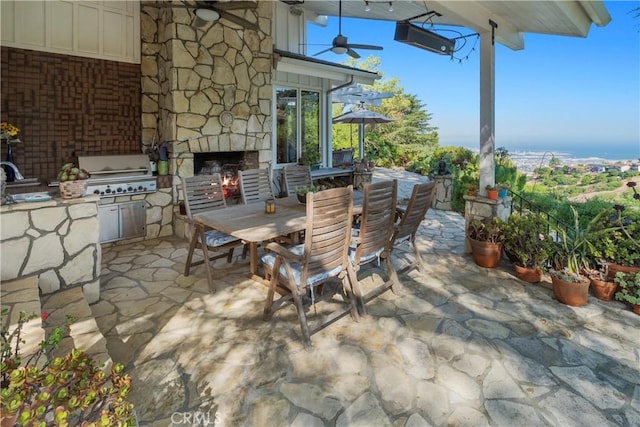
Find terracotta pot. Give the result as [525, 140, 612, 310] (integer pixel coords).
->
[606, 262, 640, 280]
[469, 238, 502, 268]
[632, 304, 640, 316]
[589, 277, 618, 301]
[551, 274, 590, 307]
[486, 190, 498, 200]
[514, 265, 542, 283]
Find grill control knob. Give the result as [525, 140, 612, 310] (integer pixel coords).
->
[127, 186, 133, 192]
[117, 188, 123, 193]
[93, 190, 100, 195]
[106, 188, 112, 194]
[138, 185, 144, 190]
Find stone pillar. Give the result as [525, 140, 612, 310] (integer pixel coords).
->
[432, 175, 453, 210]
[463, 195, 512, 253]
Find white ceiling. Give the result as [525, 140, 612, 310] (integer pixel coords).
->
[291, 0, 611, 50]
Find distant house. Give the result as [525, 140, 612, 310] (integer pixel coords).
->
[587, 164, 606, 173]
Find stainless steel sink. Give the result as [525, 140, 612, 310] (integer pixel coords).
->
[9, 192, 52, 203]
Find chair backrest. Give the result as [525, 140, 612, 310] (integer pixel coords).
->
[354, 180, 398, 266]
[301, 186, 354, 283]
[181, 174, 227, 218]
[392, 181, 436, 244]
[238, 168, 274, 205]
[283, 164, 312, 196]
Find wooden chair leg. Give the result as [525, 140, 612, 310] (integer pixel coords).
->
[346, 264, 366, 316]
[384, 255, 403, 295]
[411, 236, 426, 273]
[184, 229, 199, 277]
[198, 227, 215, 293]
[342, 273, 360, 322]
[263, 257, 281, 320]
[226, 247, 235, 263]
[291, 287, 312, 351]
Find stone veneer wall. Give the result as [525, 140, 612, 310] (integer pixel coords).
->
[0, 196, 101, 303]
[140, 3, 274, 211]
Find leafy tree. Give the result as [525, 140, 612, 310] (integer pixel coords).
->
[332, 56, 439, 166]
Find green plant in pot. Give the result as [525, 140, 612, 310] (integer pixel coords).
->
[588, 205, 640, 279]
[503, 212, 553, 283]
[467, 217, 506, 268]
[295, 184, 325, 204]
[547, 206, 595, 306]
[614, 271, 640, 315]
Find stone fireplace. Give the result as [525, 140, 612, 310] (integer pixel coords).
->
[139, 2, 274, 236]
[193, 150, 259, 203]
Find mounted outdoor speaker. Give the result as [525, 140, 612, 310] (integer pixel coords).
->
[394, 22, 455, 55]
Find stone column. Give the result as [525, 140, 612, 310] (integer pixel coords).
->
[432, 175, 453, 211]
[463, 195, 512, 253]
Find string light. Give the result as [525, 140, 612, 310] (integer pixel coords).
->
[364, 1, 370, 12]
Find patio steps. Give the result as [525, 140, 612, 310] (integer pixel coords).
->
[41, 286, 112, 369]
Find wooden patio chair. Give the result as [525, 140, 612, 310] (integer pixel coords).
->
[389, 181, 437, 276]
[181, 174, 243, 292]
[283, 164, 312, 196]
[238, 168, 275, 205]
[349, 180, 399, 314]
[261, 186, 361, 350]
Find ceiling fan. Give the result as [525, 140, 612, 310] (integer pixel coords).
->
[158, 1, 259, 31]
[313, 0, 383, 58]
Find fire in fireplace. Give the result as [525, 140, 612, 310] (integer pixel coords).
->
[194, 151, 259, 203]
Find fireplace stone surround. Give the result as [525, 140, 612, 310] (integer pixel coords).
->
[139, 3, 274, 239]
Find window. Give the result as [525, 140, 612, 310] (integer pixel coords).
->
[275, 87, 320, 165]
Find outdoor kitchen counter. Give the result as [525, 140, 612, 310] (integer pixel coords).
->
[0, 194, 102, 304]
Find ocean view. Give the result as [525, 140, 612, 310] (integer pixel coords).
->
[457, 143, 640, 175]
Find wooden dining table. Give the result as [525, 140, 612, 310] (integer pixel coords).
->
[193, 193, 363, 284]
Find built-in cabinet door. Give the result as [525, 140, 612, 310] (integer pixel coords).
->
[98, 205, 120, 243]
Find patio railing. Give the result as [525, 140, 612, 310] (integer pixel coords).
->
[508, 189, 570, 236]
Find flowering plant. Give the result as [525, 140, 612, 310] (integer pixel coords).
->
[0, 122, 21, 145]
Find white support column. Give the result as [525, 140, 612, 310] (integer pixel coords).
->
[479, 30, 496, 196]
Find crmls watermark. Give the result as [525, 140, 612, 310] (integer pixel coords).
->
[171, 411, 219, 426]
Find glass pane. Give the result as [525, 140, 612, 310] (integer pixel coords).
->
[276, 87, 298, 164]
[301, 90, 320, 165]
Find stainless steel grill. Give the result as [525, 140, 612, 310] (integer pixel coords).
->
[78, 154, 157, 198]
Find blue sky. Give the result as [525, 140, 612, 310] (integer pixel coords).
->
[307, 1, 640, 155]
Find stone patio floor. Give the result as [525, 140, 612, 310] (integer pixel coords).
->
[93, 201, 640, 426]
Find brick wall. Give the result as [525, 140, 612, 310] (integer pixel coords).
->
[0, 47, 141, 182]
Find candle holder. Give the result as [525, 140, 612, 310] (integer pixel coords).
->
[265, 199, 276, 214]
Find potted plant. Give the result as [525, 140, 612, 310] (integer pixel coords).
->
[547, 206, 594, 306]
[503, 212, 553, 283]
[467, 217, 506, 268]
[485, 185, 498, 200]
[295, 184, 325, 204]
[614, 271, 640, 315]
[584, 262, 618, 301]
[466, 183, 478, 197]
[497, 184, 509, 198]
[588, 206, 640, 279]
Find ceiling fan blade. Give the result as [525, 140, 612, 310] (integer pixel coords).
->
[313, 47, 333, 56]
[347, 44, 383, 51]
[212, 1, 257, 11]
[347, 49, 361, 59]
[218, 9, 258, 30]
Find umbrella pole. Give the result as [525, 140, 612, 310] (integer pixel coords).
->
[359, 123, 364, 160]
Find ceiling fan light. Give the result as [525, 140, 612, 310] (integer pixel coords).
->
[364, 1, 370, 12]
[332, 46, 348, 54]
[195, 8, 221, 22]
[388, 2, 394, 12]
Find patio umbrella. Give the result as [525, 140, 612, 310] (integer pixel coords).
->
[332, 108, 393, 160]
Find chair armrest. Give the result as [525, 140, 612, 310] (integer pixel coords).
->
[264, 242, 303, 262]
